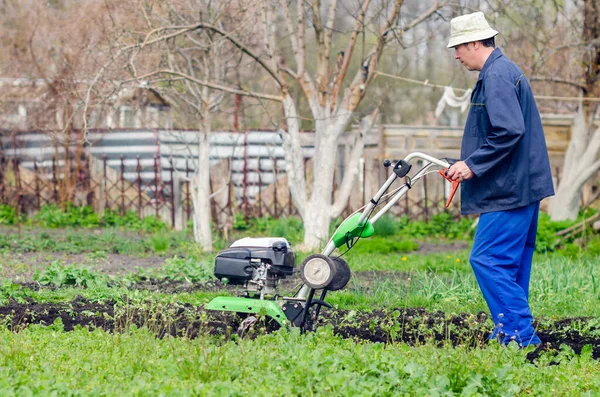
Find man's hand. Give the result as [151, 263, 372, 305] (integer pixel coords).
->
[446, 161, 473, 182]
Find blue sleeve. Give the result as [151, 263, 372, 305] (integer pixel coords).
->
[464, 73, 525, 177]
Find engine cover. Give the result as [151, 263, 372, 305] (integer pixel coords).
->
[214, 238, 295, 284]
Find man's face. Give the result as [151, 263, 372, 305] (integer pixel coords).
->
[453, 42, 478, 71]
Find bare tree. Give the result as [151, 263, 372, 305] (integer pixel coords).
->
[84, 0, 447, 249]
[82, 0, 252, 251]
[248, 0, 449, 248]
[548, 0, 600, 220]
[0, 0, 125, 206]
[150, 1, 235, 252]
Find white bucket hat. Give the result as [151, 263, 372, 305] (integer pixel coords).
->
[447, 12, 499, 48]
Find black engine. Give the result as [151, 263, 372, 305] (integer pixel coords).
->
[214, 238, 296, 298]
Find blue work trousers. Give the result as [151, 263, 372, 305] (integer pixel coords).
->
[470, 201, 541, 347]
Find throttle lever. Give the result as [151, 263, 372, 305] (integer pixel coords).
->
[439, 169, 460, 208]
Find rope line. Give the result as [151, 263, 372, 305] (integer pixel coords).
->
[375, 71, 600, 102]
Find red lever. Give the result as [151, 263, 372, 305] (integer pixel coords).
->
[439, 169, 460, 208]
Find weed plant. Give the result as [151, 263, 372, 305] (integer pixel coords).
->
[0, 205, 23, 225]
[137, 256, 214, 284]
[34, 262, 110, 289]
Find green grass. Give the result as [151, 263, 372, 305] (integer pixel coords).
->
[327, 253, 600, 318]
[1, 224, 600, 395]
[0, 227, 202, 258]
[343, 250, 471, 272]
[0, 326, 598, 396]
[3, 248, 600, 319]
[0, 281, 228, 307]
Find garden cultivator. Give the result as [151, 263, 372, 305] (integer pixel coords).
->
[206, 152, 459, 331]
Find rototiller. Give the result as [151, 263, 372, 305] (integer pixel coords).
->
[206, 152, 459, 331]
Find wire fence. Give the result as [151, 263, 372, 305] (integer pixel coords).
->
[0, 154, 468, 230]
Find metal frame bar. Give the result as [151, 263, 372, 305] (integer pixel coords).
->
[295, 152, 450, 300]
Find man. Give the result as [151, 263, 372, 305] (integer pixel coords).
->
[446, 12, 555, 347]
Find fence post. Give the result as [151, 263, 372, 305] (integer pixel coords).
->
[169, 162, 176, 228]
[84, 154, 93, 207]
[120, 155, 125, 216]
[102, 156, 108, 213]
[13, 158, 22, 235]
[272, 158, 278, 218]
[257, 171, 263, 218]
[185, 159, 191, 223]
[136, 156, 142, 219]
[173, 162, 183, 231]
[13, 157, 22, 212]
[227, 167, 234, 218]
[154, 156, 160, 218]
[34, 161, 41, 209]
[52, 157, 58, 203]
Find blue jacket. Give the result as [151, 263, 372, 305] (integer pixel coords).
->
[461, 48, 555, 215]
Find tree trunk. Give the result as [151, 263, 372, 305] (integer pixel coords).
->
[282, 97, 374, 250]
[192, 119, 213, 252]
[551, 0, 600, 221]
[549, 181, 581, 221]
[550, 107, 600, 220]
[300, 201, 333, 250]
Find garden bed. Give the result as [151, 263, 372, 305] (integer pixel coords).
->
[1, 296, 598, 362]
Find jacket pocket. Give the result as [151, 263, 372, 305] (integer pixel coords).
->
[487, 162, 517, 203]
[466, 105, 485, 137]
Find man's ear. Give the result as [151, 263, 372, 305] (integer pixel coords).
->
[472, 41, 481, 50]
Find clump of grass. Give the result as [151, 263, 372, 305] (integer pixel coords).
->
[34, 261, 109, 288]
[150, 234, 170, 253]
[350, 237, 418, 254]
[136, 256, 213, 284]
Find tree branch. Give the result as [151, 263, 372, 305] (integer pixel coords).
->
[280, 0, 299, 65]
[530, 76, 587, 91]
[142, 23, 286, 88]
[324, 0, 339, 70]
[136, 70, 284, 102]
[297, 0, 307, 78]
[330, 0, 371, 110]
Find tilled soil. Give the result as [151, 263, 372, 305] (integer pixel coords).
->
[0, 296, 599, 362]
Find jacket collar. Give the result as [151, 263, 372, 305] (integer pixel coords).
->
[478, 48, 503, 80]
